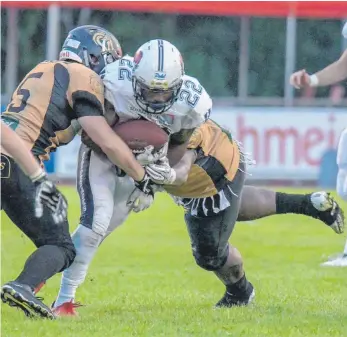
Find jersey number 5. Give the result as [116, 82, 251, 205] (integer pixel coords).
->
[178, 80, 203, 108]
[8, 72, 43, 113]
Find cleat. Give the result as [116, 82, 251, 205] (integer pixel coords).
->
[52, 300, 83, 317]
[34, 282, 46, 295]
[321, 254, 347, 267]
[1, 281, 55, 319]
[215, 282, 255, 308]
[310, 192, 345, 234]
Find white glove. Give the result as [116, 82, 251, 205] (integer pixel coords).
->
[126, 187, 154, 213]
[136, 143, 168, 166]
[145, 157, 177, 185]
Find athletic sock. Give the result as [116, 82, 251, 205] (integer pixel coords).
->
[226, 274, 248, 296]
[275, 192, 319, 217]
[15, 245, 68, 290]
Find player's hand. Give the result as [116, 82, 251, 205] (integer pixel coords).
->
[289, 69, 311, 89]
[126, 187, 154, 213]
[127, 174, 155, 212]
[136, 143, 168, 166]
[33, 175, 68, 224]
[145, 157, 176, 185]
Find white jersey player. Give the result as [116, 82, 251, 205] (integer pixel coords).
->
[52, 39, 212, 314]
[290, 22, 347, 267]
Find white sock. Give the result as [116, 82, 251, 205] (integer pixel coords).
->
[343, 239, 347, 257]
[54, 225, 103, 307]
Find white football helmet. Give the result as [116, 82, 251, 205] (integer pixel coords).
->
[132, 39, 184, 114]
[343, 22, 347, 39]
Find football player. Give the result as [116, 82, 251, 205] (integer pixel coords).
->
[1, 25, 149, 319]
[289, 22, 347, 267]
[52, 116, 344, 315]
[52, 39, 212, 314]
[1, 121, 67, 224]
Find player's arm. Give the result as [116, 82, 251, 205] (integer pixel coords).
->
[1, 121, 45, 180]
[78, 116, 145, 181]
[167, 128, 196, 166]
[68, 68, 145, 182]
[290, 49, 347, 88]
[145, 128, 196, 185]
[169, 149, 197, 186]
[1, 122, 67, 223]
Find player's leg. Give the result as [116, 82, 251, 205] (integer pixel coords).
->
[322, 129, 347, 267]
[54, 145, 118, 310]
[237, 186, 344, 234]
[184, 165, 253, 307]
[1, 155, 75, 319]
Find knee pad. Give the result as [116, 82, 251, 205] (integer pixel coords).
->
[193, 251, 228, 271]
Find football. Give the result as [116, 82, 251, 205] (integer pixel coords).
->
[112, 119, 169, 151]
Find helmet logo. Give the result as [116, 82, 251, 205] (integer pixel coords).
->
[92, 32, 116, 52]
[154, 72, 166, 80]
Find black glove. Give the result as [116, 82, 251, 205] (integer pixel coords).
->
[134, 173, 155, 197]
[33, 174, 68, 224]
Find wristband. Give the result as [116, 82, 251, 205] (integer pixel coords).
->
[309, 74, 319, 87]
[30, 168, 46, 182]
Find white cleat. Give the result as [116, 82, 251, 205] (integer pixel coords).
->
[321, 255, 347, 267]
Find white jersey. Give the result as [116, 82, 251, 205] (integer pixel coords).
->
[102, 55, 212, 134]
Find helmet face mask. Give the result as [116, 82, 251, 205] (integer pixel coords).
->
[132, 77, 182, 114]
[132, 39, 184, 115]
[59, 25, 122, 74]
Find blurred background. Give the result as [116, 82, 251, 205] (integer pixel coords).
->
[1, 1, 347, 187]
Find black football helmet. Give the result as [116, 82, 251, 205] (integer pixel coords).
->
[59, 25, 122, 74]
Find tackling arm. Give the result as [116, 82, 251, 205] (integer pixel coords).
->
[167, 128, 195, 166]
[78, 115, 145, 182]
[170, 149, 197, 186]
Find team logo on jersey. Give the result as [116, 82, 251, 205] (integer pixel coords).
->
[154, 72, 166, 80]
[0, 155, 11, 179]
[92, 32, 116, 53]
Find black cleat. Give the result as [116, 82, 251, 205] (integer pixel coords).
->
[1, 281, 55, 319]
[215, 282, 255, 308]
[310, 192, 345, 234]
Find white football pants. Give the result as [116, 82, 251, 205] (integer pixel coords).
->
[54, 144, 135, 307]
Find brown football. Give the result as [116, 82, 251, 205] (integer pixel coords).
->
[112, 119, 169, 151]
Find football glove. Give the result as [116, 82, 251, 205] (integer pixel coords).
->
[127, 174, 155, 213]
[135, 143, 168, 166]
[145, 157, 176, 185]
[127, 187, 154, 213]
[33, 173, 68, 224]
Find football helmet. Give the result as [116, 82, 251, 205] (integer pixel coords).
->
[132, 39, 184, 114]
[343, 22, 347, 39]
[59, 25, 122, 74]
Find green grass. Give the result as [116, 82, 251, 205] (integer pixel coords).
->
[1, 187, 347, 337]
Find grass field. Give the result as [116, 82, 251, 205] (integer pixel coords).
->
[1, 186, 347, 337]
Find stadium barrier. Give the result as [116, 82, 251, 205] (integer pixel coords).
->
[1, 106, 346, 186]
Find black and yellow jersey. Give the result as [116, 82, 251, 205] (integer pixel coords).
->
[2, 61, 104, 161]
[165, 119, 240, 198]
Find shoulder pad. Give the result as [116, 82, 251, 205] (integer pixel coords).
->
[179, 75, 212, 128]
[102, 56, 134, 106]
